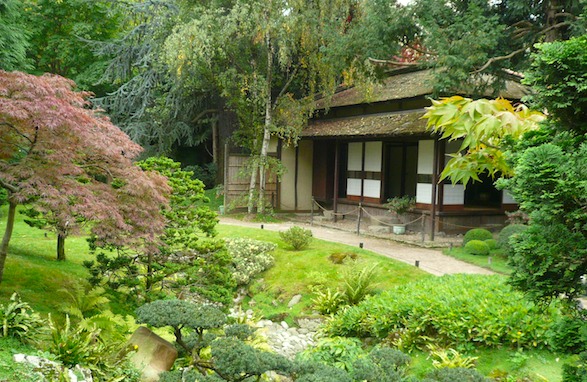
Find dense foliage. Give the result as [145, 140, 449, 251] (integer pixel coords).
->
[85, 157, 234, 306]
[325, 275, 560, 351]
[463, 240, 490, 256]
[497, 224, 528, 257]
[225, 237, 275, 286]
[0, 71, 169, 283]
[279, 226, 313, 250]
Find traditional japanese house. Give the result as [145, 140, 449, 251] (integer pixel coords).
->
[274, 68, 528, 234]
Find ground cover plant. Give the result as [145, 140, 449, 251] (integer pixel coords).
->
[325, 274, 562, 352]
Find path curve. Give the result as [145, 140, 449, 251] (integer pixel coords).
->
[219, 217, 494, 276]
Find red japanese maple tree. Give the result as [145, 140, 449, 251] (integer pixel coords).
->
[0, 71, 170, 282]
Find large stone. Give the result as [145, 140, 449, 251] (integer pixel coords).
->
[287, 294, 302, 308]
[128, 326, 178, 382]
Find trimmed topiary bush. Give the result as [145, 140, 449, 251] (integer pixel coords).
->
[464, 240, 490, 256]
[484, 239, 497, 250]
[280, 226, 313, 250]
[497, 224, 529, 256]
[463, 228, 493, 245]
[425, 367, 488, 382]
[225, 237, 275, 286]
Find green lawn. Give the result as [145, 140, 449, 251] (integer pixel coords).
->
[443, 246, 512, 274]
[217, 224, 431, 323]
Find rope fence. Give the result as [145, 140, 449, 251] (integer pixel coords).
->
[310, 196, 499, 241]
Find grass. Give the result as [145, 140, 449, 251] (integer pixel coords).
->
[443, 246, 512, 274]
[217, 224, 431, 324]
[0, 208, 93, 316]
[0, 337, 38, 381]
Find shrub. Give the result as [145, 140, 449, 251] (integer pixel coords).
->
[464, 240, 490, 256]
[298, 337, 365, 372]
[562, 351, 587, 382]
[324, 275, 561, 351]
[0, 293, 44, 341]
[184, 163, 218, 189]
[463, 228, 493, 245]
[425, 367, 488, 382]
[341, 265, 378, 305]
[428, 345, 478, 369]
[280, 226, 313, 250]
[311, 287, 345, 315]
[484, 239, 497, 250]
[497, 224, 529, 256]
[548, 316, 587, 354]
[328, 252, 358, 264]
[384, 196, 416, 216]
[225, 237, 276, 285]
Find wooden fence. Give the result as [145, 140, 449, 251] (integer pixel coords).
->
[224, 154, 277, 210]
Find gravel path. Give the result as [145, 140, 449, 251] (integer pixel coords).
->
[219, 216, 493, 276]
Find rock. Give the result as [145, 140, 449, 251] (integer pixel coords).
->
[128, 326, 178, 382]
[280, 321, 289, 329]
[287, 294, 302, 308]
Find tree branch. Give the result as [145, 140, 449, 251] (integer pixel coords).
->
[0, 178, 18, 193]
[191, 109, 218, 123]
[472, 48, 527, 74]
[272, 65, 300, 110]
[0, 122, 34, 146]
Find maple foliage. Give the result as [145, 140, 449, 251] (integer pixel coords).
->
[423, 96, 545, 186]
[0, 70, 170, 282]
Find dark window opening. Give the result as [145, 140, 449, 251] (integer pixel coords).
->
[464, 172, 502, 208]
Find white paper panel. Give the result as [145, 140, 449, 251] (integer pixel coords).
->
[502, 190, 516, 204]
[418, 140, 434, 174]
[348, 142, 363, 171]
[363, 179, 381, 198]
[364, 141, 382, 172]
[443, 184, 465, 205]
[347, 178, 362, 196]
[416, 183, 433, 204]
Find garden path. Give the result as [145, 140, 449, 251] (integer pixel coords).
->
[219, 217, 494, 276]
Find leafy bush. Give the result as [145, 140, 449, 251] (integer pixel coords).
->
[280, 226, 313, 250]
[424, 367, 488, 382]
[328, 252, 358, 264]
[497, 224, 528, 256]
[0, 293, 44, 341]
[463, 228, 493, 245]
[428, 345, 477, 369]
[341, 265, 378, 305]
[484, 239, 497, 250]
[562, 351, 587, 382]
[311, 287, 345, 315]
[325, 275, 561, 351]
[225, 237, 276, 285]
[548, 316, 587, 354]
[464, 240, 490, 256]
[384, 196, 415, 216]
[298, 337, 365, 372]
[184, 163, 218, 189]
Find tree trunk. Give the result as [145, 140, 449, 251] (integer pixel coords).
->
[0, 201, 17, 283]
[258, 31, 274, 214]
[247, 163, 258, 214]
[56, 233, 66, 261]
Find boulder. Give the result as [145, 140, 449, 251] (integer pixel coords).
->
[128, 326, 178, 382]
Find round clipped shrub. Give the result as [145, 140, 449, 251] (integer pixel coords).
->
[464, 240, 490, 256]
[463, 228, 493, 245]
[497, 224, 529, 256]
[280, 226, 313, 250]
[484, 239, 497, 250]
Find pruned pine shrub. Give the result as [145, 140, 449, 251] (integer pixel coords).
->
[225, 238, 276, 286]
[463, 228, 493, 245]
[279, 226, 313, 250]
[325, 275, 561, 351]
[497, 224, 529, 256]
[464, 240, 490, 256]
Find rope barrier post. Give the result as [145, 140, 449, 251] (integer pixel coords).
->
[421, 213, 426, 242]
[311, 196, 314, 226]
[356, 203, 362, 236]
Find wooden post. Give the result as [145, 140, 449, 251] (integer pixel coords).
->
[333, 140, 340, 223]
[430, 139, 439, 241]
[421, 212, 426, 242]
[223, 142, 229, 210]
[357, 203, 362, 235]
[311, 196, 315, 226]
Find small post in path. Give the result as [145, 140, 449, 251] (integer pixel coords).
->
[356, 203, 362, 235]
[311, 196, 315, 226]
